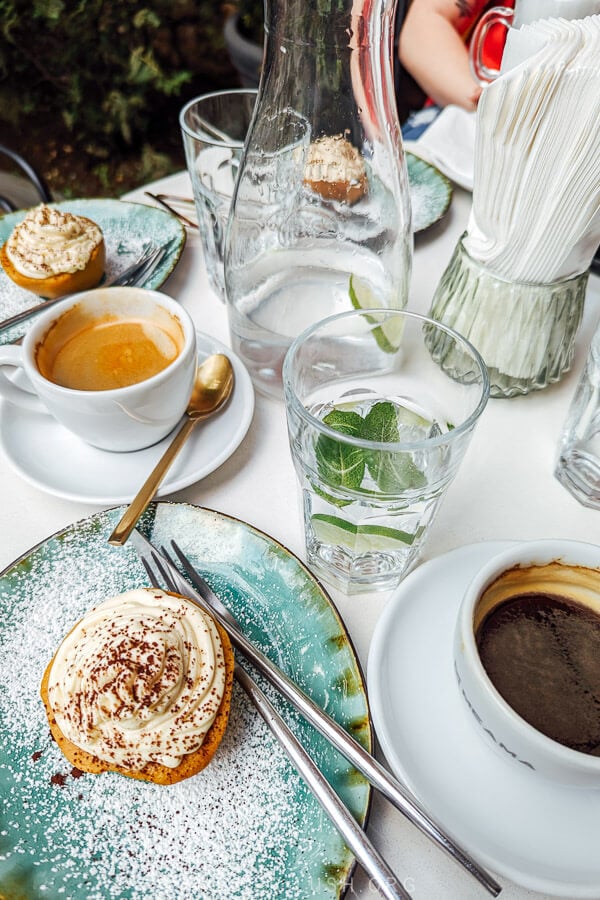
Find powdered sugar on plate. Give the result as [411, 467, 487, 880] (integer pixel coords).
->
[0, 503, 371, 899]
[0, 199, 185, 345]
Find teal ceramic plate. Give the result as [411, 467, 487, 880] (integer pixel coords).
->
[0, 198, 186, 344]
[407, 151, 453, 233]
[0, 502, 372, 900]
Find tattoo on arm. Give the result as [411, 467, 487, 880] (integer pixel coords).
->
[456, 0, 475, 16]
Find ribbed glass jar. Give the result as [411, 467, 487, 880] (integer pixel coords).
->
[427, 234, 589, 398]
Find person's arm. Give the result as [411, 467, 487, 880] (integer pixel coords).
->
[399, 0, 482, 111]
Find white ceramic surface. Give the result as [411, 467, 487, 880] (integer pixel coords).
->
[456, 539, 600, 786]
[0, 331, 254, 504]
[367, 541, 600, 898]
[0, 287, 197, 451]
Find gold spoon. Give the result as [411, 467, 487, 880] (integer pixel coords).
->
[108, 353, 234, 547]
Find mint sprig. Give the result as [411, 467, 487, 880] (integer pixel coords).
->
[314, 401, 427, 494]
[364, 401, 426, 491]
[315, 409, 365, 492]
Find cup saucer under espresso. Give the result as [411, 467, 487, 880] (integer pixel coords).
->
[0, 332, 254, 505]
[367, 541, 600, 898]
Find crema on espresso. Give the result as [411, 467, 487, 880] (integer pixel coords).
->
[36, 302, 185, 391]
[475, 563, 600, 757]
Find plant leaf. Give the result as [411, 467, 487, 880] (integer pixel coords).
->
[366, 450, 427, 492]
[315, 409, 365, 492]
[362, 401, 426, 491]
[362, 401, 399, 443]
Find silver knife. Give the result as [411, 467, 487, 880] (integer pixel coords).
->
[129, 528, 501, 898]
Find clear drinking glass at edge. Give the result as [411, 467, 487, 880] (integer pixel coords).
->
[179, 89, 258, 300]
[283, 308, 490, 594]
[224, 0, 412, 399]
[555, 320, 600, 508]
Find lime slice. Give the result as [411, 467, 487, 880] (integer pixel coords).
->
[349, 275, 404, 353]
[311, 513, 416, 551]
[395, 405, 432, 429]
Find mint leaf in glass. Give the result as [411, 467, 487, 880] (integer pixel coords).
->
[363, 401, 400, 442]
[362, 401, 427, 491]
[367, 450, 427, 492]
[315, 409, 365, 491]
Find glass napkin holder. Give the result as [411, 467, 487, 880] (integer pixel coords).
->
[427, 234, 589, 398]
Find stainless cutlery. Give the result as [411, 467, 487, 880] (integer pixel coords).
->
[0, 239, 174, 334]
[130, 528, 502, 898]
[144, 192, 198, 229]
[141, 544, 412, 900]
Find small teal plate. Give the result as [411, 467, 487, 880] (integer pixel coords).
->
[0, 198, 186, 344]
[407, 151, 453, 233]
[0, 502, 372, 900]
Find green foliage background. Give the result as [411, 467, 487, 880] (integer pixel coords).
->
[0, 0, 239, 195]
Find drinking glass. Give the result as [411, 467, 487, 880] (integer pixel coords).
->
[283, 308, 490, 594]
[555, 320, 600, 508]
[179, 89, 257, 299]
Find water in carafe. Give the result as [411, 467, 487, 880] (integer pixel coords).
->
[224, 0, 413, 398]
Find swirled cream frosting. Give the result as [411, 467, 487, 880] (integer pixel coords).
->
[46, 588, 227, 770]
[5, 204, 103, 279]
[304, 135, 366, 189]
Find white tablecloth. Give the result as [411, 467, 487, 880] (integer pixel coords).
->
[1, 170, 598, 900]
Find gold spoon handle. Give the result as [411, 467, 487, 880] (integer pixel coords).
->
[108, 416, 198, 546]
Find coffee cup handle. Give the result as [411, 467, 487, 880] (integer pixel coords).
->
[0, 346, 47, 413]
[469, 6, 515, 86]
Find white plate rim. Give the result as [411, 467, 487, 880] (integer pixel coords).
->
[0, 331, 254, 504]
[367, 540, 600, 898]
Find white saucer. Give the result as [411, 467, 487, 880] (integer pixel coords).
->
[0, 332, 254, 504]
[367, 541, 600, 898]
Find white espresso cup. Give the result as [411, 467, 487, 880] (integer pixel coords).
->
[455, 539, 600, 786]
[0, 286, 197, 452]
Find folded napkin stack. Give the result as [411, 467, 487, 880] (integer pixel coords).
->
[464, 14, 600, 283]
[429, 16, 599, 393]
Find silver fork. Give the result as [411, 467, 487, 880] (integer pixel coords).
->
[129, 530, 501, 898]
[140, 545, 412, 900]
[144, 192, 198, 230]
[0, 240, 172, 335]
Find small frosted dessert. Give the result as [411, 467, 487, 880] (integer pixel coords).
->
[41, 587, 234, 784]
[304, 135, 367, 205]
[0, 204, 105, 298]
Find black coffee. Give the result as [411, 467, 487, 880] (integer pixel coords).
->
[476, 592, 600, 756]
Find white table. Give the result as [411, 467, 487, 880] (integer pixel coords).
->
[1, 170, 598, 900]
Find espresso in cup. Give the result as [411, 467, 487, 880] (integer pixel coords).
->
[0, 286, 197, 452]
[35, 302, 185, 391]
[473, 562, 600, 757]
[455, 540, 600, 785]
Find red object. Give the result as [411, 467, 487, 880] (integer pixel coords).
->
[461, 0, 516, 70]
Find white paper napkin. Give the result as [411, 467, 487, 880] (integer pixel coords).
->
[513, 0, 600, 28]
[410, 106, 477, 192]
[464, 14, 600, 283]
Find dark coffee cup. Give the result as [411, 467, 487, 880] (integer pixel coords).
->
[455, 540, 600, 785]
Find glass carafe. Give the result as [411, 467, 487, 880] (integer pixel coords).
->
[224, 0, 412, 399]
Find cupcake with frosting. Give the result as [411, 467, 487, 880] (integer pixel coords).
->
[0, 204, 105, 298]
[40, 587, 235, 784]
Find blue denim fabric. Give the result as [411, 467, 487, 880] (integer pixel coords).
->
[401, 105, 441, 141]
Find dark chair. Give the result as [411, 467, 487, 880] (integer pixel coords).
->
[0, 144, 52, 213]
